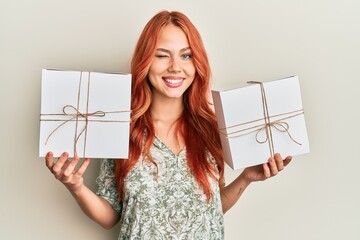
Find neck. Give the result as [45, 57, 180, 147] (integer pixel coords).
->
[150, 94, 185, 155]
[150, 95, 184, 122]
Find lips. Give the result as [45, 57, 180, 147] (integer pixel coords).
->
[162, 76, 185, 88]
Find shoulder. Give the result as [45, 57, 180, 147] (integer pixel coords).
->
[98, 158, 116, 173]
[206, 150, 218, 165]
[96, 159, 116, 185]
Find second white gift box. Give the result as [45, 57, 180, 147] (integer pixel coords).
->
[212, 76, 310, 170]
[39, 69, 132, 159]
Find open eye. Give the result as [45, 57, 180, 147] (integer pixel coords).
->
[181, 53, 192, 59]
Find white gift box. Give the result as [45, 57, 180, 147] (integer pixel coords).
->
[39, 69, 132, 158]
[212, 76, 310, 170]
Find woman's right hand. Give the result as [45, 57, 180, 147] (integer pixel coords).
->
[45, 152, 120, 229]
[45, 152, 91, 193]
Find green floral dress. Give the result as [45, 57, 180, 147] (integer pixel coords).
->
[96, 137, 224, 240]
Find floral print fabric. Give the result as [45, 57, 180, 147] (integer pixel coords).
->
[96, 137, 224, 240]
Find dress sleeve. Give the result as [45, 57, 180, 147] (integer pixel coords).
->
[96, 159, 122, 213]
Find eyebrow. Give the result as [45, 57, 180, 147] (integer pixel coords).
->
[156, 47, 191, 53]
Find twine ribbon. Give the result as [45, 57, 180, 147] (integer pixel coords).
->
[40, 71, 131, 157]
[219, 81, 303, 157]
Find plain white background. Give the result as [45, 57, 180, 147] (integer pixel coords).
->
[1, 0, 359, 239]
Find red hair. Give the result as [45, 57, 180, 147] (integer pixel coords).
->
[115, 11, 224, 202]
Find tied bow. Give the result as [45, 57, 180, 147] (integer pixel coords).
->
[45, 105, 106, 156]
[255, 120, 301, 146]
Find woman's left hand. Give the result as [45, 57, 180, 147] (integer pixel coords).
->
[221, 153, 292, 213]
[240, 153, 292, 184]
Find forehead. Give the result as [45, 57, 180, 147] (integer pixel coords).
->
[156, 24, 189, 49]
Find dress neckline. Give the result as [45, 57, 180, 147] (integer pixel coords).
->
[154, 136, 186, 157]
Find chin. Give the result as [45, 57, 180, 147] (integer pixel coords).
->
[165, 93, 185, 99]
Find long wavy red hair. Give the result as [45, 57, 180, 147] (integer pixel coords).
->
[114, 10, 224, 202]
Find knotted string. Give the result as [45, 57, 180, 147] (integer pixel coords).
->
[40, 71, 131, 157]
[219, 81, 303, 157]
[43, 105, 106, 156]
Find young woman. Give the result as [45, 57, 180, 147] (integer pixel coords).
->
[45, 11, 292, 239]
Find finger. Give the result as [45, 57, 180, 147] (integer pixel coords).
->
[55, 160, 71, 182]
[59, 159, 72, 179]
[45, 152, 54, 169]
[274, 153, 285, 171]
[283, 155, 292, 167]
[262, 163, 271, 179]
[74, 158, 91, 178]
[268, 156, 279, 176]
[61, 159, 71, 173]
[52, 152, 69, 175]
[63, 156, 80, 178]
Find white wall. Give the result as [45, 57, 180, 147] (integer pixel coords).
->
[1, 0, 359, 239]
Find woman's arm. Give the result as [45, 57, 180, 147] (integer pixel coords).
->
[45, 152, 120, 229]
[220, 153, 292, 213]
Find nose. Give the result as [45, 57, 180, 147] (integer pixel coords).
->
[168, 57, 181, 72]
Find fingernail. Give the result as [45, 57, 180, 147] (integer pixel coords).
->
[62, 152, 68, 157]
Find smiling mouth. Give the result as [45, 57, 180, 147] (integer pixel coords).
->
[163, 77, 185, 88]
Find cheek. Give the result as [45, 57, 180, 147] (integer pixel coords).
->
[184, 63, 196, 78]
[148, 64, 163, 85]
[148, 65, 157, 78]
[149, 60, 168, 75]
[147, 74, 159, 89]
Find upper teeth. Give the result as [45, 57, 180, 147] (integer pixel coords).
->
[165, 79, 183, 84]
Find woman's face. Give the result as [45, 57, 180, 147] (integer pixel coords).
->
[148, 24, 196, 101]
